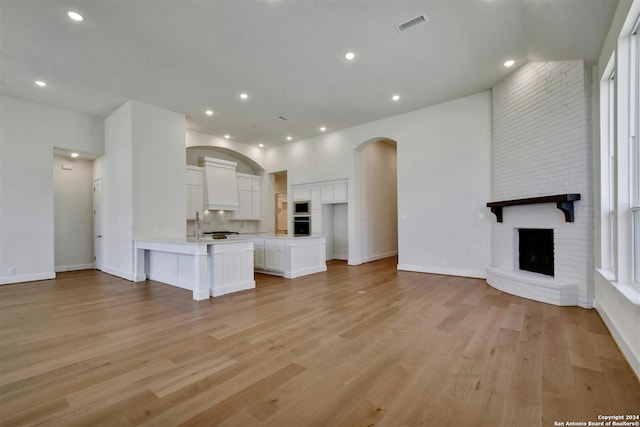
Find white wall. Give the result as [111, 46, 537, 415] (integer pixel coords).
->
[358, 140, 398, 262]
[102, 100, 186, 280]
[131, 101, 186, 240]
[265, 91, 493, 276]
[53, 156, 94, 271]
[0, 96, 104, 284]
[103, 102, 134, 279]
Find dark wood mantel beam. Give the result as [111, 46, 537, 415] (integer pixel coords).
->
[486, 194, 581, 223]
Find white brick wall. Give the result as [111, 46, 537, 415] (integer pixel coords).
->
[489, 61, 594, 308]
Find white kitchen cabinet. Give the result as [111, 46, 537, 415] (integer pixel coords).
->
[251, 238, 266, 269]
[332, 181, 347, 202]
[291, 179, 347, 207]
[265, 239, 285, 271]
[321, 180, 347, 204]
[254, 245, 265, 269]
[227, 235, 327, 278]
[292, 186, 312, 201]
[186, 166, 204, 220]
[232, 173, 261, 220]
[311, 186, 321, 206]
[311, 208, 322, 234]
[320, 185, 333, 203]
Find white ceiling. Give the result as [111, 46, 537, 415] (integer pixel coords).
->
[0, 0, 617, 147]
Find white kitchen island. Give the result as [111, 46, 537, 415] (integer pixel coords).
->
[229, 234, 326, 278]
[133, 237, 255, 300]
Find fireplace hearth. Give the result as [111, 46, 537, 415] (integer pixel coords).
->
[519, 228, 554, 276]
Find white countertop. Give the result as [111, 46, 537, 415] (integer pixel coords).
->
[232, 233, 325, 240]
[135, 236, 251, 245]
[136, 234, 325, 247]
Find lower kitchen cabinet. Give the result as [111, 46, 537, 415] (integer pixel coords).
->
[265, 240, 285, 271]
[254, 244, 265, 269]
[228, 235, 326, 278]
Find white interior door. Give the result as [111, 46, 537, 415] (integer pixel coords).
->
[93, 178, 103, 270]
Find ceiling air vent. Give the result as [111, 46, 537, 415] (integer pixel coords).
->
[396, 14, 428, 33]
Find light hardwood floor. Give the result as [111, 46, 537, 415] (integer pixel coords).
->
[1, 257, 638, 426]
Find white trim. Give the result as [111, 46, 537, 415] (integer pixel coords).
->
[595, 297, 640, 379]
[54, 263, 95, 272]
[361, 251, 398, 264]
[101, 266, 134, 281]
[597, 269, 640, 306]
[397, 263, 486, 279]
[284, 265, 327, 279]
[0, 272, 55, 285]
[211, 280, 256, 297]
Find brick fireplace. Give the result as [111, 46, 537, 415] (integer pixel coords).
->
[486, 60, 594, 308]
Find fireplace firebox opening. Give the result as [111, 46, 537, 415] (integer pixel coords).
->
[518, 228, 554, 276]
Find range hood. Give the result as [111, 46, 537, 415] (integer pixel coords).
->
[198, 157, 239, 211]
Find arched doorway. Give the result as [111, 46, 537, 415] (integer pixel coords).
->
[354, 138, 398, 264]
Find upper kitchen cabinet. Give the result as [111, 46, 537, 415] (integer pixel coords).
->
[198, 157, 239, 211]
[292, 186, 312, 201]
[291, 179, 347, 204]
[232, 173, 261, 220]
[186, 166, 204, 220]
[321, 180, 347, 204]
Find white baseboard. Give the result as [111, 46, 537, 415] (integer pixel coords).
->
[284, 265, 327, 279]
[101, 266, 134, 281]
[347, 252, 397, 266]
[55, 263, 94, 273]
[396, 263, 486, 279]
[361, 251, 398, 263]
[0, 272, 55, 285]
[148, 272, 190, 290]
[211, 280, 256, 297]
[595, 298, 640, 379]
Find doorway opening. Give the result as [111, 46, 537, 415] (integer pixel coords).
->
[356, 138, 398, 263]
[274, 171, 288, 234]
[52, 149, 96, 273]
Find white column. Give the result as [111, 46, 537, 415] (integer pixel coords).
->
[192, 245, 209, 300]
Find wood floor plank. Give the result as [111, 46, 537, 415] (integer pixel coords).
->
[0, 258, 638, 427]
[179, 363, 306, 426]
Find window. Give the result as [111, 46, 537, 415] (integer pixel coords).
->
[631, 19, 640, 283]
[600, 65, 616, 273]
[600, 8, 640, 291]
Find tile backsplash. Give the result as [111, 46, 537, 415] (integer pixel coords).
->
[186, 210, 259, 235]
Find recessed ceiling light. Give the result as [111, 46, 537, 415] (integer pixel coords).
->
[320, 127, 326, 132]
[70, 153, 79, 158]
[392, 95, 400, 102]
[205, 110, 213, 116]
[258, 143, 264, 148]
[345, 52, 355, 61]
[224, 134, 230, 139]
[35, 80, 47, 87]
[67, 11, 84, 21]
[240, 93, 248, 100]
[286, 136, 292, 141]
[504, 59, 515, 67]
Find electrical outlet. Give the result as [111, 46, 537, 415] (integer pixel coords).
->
[8, 267, 16, 275]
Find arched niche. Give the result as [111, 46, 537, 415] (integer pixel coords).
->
[187, 146, 264, 175]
